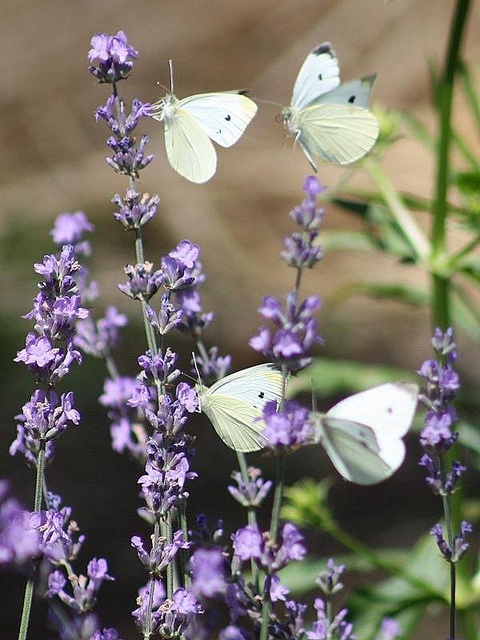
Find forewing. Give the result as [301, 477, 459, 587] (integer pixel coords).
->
[314, 75, 376, 108]
[164, 108, 217, 183]
[199, 393, 267, 452]
[326, 383, 419, 439]
[179, 92, 257, 147]
[295, 103, 379, 166]
[198, 364, 284, 452]
[291, 43, 340, 109]
[317, 416, 397, 485]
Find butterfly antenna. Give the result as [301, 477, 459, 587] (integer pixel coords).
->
[168, 59, 174, 93]
[191, 352, 202, 385]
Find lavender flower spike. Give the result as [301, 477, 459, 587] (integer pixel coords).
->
[88, 31, 138, 83]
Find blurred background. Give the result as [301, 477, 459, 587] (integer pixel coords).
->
[1, 0, 480, 637]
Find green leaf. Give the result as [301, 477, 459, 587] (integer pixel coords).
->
[320, 229, 379, 253]
[287, 357, 419, 399]
[350, 532, 449, 638]
[327, 281, 429, 307]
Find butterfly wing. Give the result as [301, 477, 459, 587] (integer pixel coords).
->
[197, 363, 284, 452]
[313, 415, 395, 484]
[288, 103, 379, 169]
[313, 75, 376, 108]
[291, 43, 341, 109]
[179, 92, 258, 147]
[324, 382, 418, 480]
[161, 101, 217, 183]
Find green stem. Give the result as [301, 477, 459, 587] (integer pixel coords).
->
[18, 443, 47, 640]
[431, 0, 472, 330]
[259, 454, 287, 640]
[269, 454, 286, 543]
[236, 453, 259, 587]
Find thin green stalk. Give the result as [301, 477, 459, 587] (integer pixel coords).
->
[18, 443, 47, 640]
[269, 453, 286, 544]
[431, 0, 472, 329]
[143, 520, 166, 640]
[430, 8, 471, 639]
[259, 454, 287, 640]
[236, 452, 259, 587]
[178, 501, 190, 589]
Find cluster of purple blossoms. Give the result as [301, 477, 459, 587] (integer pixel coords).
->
[89, 32, 153, 182]
[418, 328, 471, 562]
[232, 522, 306, 602]
[88, 30, 138, 84]
[228, 467, 273, 509]
[250, 176, 325, 373]
[261, 400, 314, 449]
[0, 481, 40, 567]
[263, 559, 358, 640]
[12, 243, 87, 462]
[7, 207, 120, 638]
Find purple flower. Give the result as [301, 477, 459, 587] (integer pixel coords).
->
[11, 390, 81, 464]
[228, 467, 272, 508]
[190, 548, 227, 598]
[132, 580, 167, 635]
[118, 262, 163, 300]
[131, 530, 190, 575]
[233, 522, 305, 578]
[194, 348, 232, 382]
[418, 328, 465, 496]
[91, 629, 123, 640]
[88, 31, 138, 83]
[138, 438, 197, 518]
[250, 292, 322, 372]
[306, 599, 355, 640]
[430, 520, 472, 562]
[377, 618, 402, 640]
[112, 189, 160, 229]
[315, 559, 345, 596]
[154, 587, 201, 638]
[51, 211, 94, 256]
[283, 176, 325, 267]
[261, 400, 313, 449]
[75, 306, 128, 358]
[232, 525, 263, 562]
[218, 626, 245, 640]
[138, 347, 179, 386]
[106, 131, 154, 177]
[268, 574, 290, 602]
[0, 483, 41, 567]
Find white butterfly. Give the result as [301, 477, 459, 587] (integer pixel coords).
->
[196, 363, 284, 452]
[310, 382, 418, 485]
[151, 69, 258, 184]
[282, 42, 379, 169]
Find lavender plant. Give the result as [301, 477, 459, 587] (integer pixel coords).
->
[9, 217, 117, 640]
[90, 33, 368, 639]
[3, 3, 480, 638]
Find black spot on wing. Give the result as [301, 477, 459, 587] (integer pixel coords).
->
[258, 391, 265, 399]
[313, 43, 333, 57]
[225, 114, 231, 121]
[348, 95, 356, 103]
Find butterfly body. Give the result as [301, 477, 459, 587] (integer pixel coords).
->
[311, 382, 419, 485]
[283, 43, 379, 169]
[152, 90, 257, 183]
[196, 363, 284, 452]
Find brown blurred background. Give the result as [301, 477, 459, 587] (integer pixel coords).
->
[1, 1, 480, 638]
